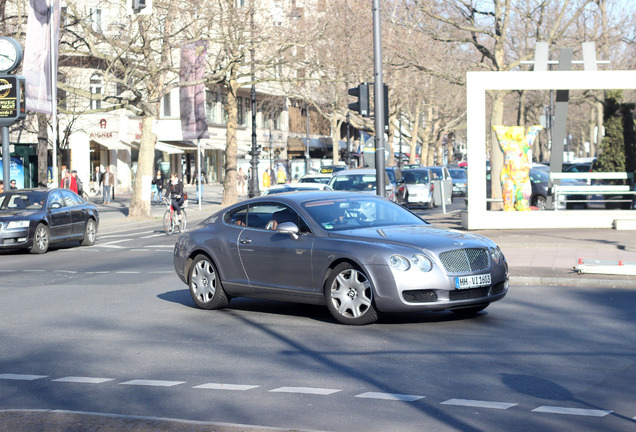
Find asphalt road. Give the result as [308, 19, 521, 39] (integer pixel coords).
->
[1, 218, 636, 431]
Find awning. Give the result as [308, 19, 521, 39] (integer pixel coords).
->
[155, 141, 184, 154]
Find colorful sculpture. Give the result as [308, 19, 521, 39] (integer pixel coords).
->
[492, 125, 542, 211]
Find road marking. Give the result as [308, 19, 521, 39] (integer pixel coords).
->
[53, 377, 115, 384]
[355, 392, 425, 401]
[96, 244, 125, 249]
[441, 399, 517, 409]
[0, 374, 48, 381]
[115, 271, 140, 274]
[194, 383, 260, 391]
[120, 379, 185, 387]
[141, 234, 165, 239]
[85, 271, 110, 274]
[146, 245, 175, 248]
[130, 249, 152, 252]
[532, 406, 612, 417]
[23, 270, 45, 272]
[53, 270, 77, 274]
[270, 387, 341, 395]
[99, 232, 154, 239]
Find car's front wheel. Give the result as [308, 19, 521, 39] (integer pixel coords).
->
[325, 262, 378, 325]
[30, 223, 49, 254]
[188, 255, 229, 310]
[533, 195, 547, 210]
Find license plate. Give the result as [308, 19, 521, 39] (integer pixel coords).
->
[455, 274, 491, 289]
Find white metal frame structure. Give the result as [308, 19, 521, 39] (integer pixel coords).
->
[464, 70, 636, 230]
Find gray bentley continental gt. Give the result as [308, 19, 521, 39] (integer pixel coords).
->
[174, 191, 508, 325]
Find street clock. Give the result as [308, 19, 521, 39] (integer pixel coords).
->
[0, 37, 23, 74]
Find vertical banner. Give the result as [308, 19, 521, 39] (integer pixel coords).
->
[179, 41, 209, 140]
[23, 0, 61, 114]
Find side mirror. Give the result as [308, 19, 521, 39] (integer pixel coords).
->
[276, 222, 300, 240]
[50, 202, 62, 210]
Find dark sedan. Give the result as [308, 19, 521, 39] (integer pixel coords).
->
[174, 191, 509, 325]
[0, 188, 99, 254]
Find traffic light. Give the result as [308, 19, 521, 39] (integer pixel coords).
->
[133, 0, 146, 11]
[348, 83, 369, 117]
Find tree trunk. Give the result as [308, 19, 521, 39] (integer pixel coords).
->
[221, 73, 239, 206]
[331, 115, 340, 165]
[37, 113, 49, 187]
[409, 104, 421, 165]
[128, 115, 156, 219]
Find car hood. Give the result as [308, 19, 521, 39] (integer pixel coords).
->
[0, 210, 38, 218]
[329, 225, 496, 252]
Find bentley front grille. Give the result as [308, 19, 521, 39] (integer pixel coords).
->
[439, 248, 489, 273]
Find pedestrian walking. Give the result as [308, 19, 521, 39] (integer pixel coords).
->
[237, 167, 247, 196]
[151, 170, 164, 205]
[69, 170, 79, 194]
[101, 166, 115, 205]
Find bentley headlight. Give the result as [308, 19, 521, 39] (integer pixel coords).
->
[489, 246, 503, 263]
[412, 254, 433, 272]
[7, 220, 29, 229]
[389, 255, 410, 271]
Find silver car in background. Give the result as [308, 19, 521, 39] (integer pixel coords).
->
[402, 168, 434, 208]
[174, 191, 509, 325]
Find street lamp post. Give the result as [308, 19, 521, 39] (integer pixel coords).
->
[398, 115, 402, 169]
[346, 112, 351, 167]
[305, 105, 310, 174]
[248, 8, 260, 198]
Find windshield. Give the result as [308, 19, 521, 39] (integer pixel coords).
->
[302, 196, 425, 231]
[529, 168, 548, 183]
[329, 174, 377, 192]
[0, 191, 47, 210]
[402, 170, 430, 184]
[449, 169, 467, 179]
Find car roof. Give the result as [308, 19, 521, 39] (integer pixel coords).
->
[332, 168, 377, 175]
[244, 190, 385, 205]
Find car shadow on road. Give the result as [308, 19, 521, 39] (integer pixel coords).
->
[157, 289, 490, 325]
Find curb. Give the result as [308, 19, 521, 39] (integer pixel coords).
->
[510, 275, 636, 288]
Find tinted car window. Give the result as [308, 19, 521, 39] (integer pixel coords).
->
[47, 191, 65, 208]
[403, 170, 430, 184]
[61, 189, 83, 206]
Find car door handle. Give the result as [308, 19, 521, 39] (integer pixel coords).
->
[240, 238, 252, 244]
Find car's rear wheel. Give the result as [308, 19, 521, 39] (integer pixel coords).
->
[188, 255, 229, 310]
[325, 262, 378, 325]
[81, 218, 97, 246]
[30, 223, 49, 254]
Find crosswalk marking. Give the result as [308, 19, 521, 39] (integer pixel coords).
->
[120, 379, 185, 387]
[355, 392, 425, 402]
[194, 383, 260, 391]
[0, 374, 47, 381]
[441, 399, 517, 409]
[270, 387, 341, 395]
[532, 406, 612, 417]
[52, 377, 114, 384]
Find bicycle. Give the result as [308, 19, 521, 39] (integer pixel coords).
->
[162, 196, 187, 235]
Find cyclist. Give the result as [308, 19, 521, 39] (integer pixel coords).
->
[168, 172, 185, 223]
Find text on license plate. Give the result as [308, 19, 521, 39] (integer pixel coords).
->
[455, 274, 491, 289]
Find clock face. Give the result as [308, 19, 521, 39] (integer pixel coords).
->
[0, 37, 23, 74]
